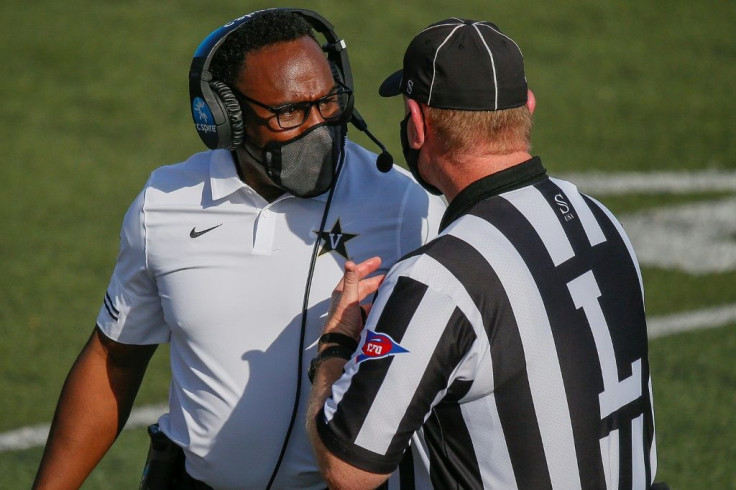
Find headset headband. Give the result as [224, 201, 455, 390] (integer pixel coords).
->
[188, 8, 353, 150]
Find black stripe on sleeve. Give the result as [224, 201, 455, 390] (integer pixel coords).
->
[105, 292, 120, 314]
[103, 292, 119, 321]
[317, 277, 430, 474]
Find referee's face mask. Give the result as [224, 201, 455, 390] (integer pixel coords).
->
[400, 112, 442, 196]
[245, 122, 345, 198]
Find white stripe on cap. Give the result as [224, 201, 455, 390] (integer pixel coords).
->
[472, 23, 499, 110]
[428, 24, 464, 106]
[415, 20, 467, 104]
[417, 19, 465, 33]
[476, 22, 525, 56]
[475, 23, 528, 106]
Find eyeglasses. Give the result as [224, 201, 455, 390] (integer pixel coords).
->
[234, 85, 353, 130]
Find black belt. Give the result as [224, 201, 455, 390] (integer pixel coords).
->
[181, 471, 215, 490]
[182, 473, 328, 490]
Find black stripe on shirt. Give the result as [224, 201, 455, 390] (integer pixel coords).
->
[584, 195, 655, 485]
[403, 309, 480, 488]
[423, 380, 483, 490]
[466, 197, 557, 488]
[398, 446, 415, 490]
[422, 231, 553, 488]
[482, 184, 653, 486]
[482, 189, 612, 486]
[381, 303, 477, 473]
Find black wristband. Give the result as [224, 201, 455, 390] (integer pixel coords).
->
[308, 345, 353, 384]
[318, 332, 359, 352]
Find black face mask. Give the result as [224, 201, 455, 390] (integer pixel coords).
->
[247, 122, 345, 198]
[400, 113, 442, 196]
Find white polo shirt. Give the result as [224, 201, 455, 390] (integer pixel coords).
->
[96, 140, 445, 489]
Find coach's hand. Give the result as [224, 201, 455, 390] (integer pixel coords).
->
[323, 257, 384, 342]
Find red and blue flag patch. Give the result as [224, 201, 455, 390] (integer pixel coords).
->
[357, 330, 409, 363]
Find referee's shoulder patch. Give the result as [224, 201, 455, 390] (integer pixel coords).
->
[356, 330, 408, 363]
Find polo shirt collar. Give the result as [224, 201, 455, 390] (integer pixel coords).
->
[440, 156, 547, 231]
[209, 149, 329, 203]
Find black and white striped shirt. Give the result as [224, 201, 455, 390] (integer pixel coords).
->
[316, 157, 658, 489]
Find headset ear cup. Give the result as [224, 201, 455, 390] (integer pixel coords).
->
[209, 81, 245, 149]
[329, 61, 345, 87]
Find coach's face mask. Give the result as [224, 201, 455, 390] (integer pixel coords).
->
[400, 113, 442, 195]
[249, 122, 344, 198]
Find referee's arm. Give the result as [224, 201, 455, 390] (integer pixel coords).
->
[307, 259, 390, 490]
[308, 357, 389, 490]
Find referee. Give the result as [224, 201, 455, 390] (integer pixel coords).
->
[308, 18, 669, 489]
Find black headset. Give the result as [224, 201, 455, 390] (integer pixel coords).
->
[188, 8, 354, 151]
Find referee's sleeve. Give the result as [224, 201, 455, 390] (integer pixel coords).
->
[398, 182, 447, 256]
[315, 268, 477, 473]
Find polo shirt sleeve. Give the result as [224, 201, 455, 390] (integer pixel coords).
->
[398, 184, 447, 255]
[315, 261, 478, 474]
[96, 186, 170, 345]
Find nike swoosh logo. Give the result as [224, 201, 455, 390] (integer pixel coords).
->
[190, 223, 223, 238]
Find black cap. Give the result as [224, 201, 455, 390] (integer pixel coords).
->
[379, 18, 527, 111]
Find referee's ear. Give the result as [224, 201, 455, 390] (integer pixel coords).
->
[526, 89, 536, 115]
[406, 98, 426, 150]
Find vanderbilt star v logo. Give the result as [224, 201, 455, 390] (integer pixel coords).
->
[314, 219, 358, 259]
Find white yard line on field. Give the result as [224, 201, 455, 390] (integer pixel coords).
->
[647, 303, 736, 339]
[560, 170, 736, 195]
[2, 303, 735, 453]
[0, 403, 168, 453]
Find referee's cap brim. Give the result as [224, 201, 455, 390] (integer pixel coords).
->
[379, 69, 404, 97]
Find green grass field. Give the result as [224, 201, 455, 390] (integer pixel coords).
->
[1, 0, 734, 488]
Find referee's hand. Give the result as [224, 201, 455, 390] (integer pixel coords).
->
[324, 257, 384, 342]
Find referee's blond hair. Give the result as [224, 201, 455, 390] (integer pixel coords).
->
[425, 105, 533, 156]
